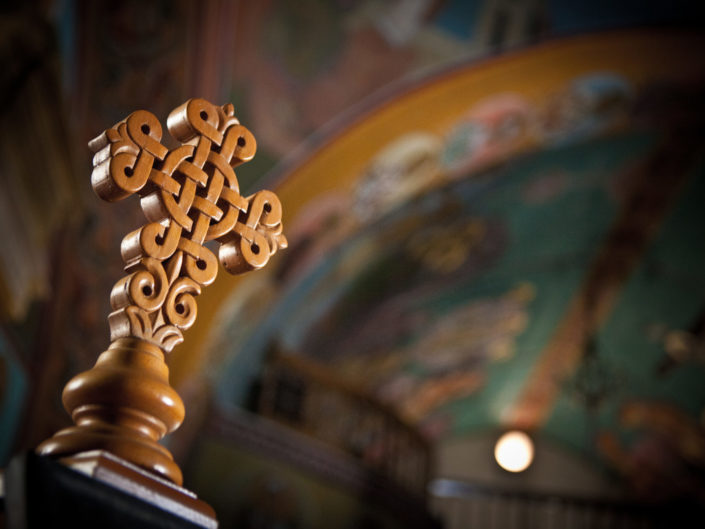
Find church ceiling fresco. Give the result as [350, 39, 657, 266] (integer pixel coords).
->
[2, 0, 705, 504]
[189, 31, 705, 494]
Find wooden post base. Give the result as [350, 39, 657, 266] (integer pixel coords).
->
[36, 338, 186, 486]
[5, 451, 217, 529]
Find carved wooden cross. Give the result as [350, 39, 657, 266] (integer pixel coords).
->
[90, 98, 286, 352]
[38, 99, 286, 492]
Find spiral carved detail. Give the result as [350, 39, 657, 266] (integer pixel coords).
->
[37, 100, 286, 488]
[89, 98, 287, 353]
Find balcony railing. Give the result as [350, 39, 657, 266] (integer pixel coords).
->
[257, 350, 432, 500]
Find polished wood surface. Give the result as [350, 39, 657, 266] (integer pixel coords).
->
[38, 338, 187, 484]
[6, 451, 216, 529]
[37, 99, 286, 488]
[61, 450, 217, 528]
[91, 98, 286, 353]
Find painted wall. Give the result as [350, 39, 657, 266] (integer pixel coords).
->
[434, 432, 623, 499]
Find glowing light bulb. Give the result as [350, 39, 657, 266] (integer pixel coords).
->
[494, 431, 534, 472]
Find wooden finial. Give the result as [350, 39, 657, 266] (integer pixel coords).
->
[37, 98, 287, 486]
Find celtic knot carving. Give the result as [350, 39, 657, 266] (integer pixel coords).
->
[89, 98, 287, 352]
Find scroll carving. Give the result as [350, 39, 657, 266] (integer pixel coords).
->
[37, 99, 286, 488]
[89, 98, 287, 352]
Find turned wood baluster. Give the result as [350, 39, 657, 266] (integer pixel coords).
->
[37, 98, 287, 486]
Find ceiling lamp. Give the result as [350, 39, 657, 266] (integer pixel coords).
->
[494, 431, 534, 472]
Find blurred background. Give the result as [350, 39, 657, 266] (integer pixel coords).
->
[2, 1, 705, 527]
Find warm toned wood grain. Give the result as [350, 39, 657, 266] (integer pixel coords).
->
[37, 99, 286, 487]
[90, 98, 287, 353]
[62, 450, 218, 528]
[38, 338, 186, 484]
[7, 451, 219, 529]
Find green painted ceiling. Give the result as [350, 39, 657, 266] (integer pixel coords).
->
[215, 129, 705, 447]
[200, 34, 705, 497]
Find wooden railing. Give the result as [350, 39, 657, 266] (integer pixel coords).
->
[257, 350, 432, 499]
